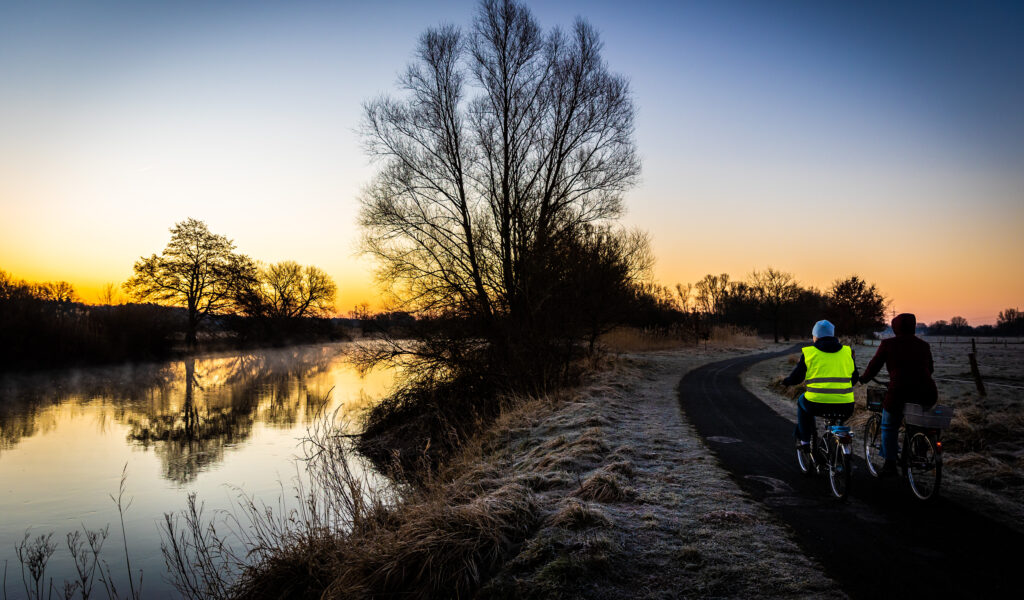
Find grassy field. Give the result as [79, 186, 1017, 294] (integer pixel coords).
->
[742, 340, 1024, 531]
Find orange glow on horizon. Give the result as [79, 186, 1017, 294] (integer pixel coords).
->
[3, 220, 1020, 326]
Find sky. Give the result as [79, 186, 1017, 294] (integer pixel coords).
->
[1, 0, 1022, 325]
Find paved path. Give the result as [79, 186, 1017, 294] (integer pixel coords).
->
[679, 347, 1022, 599]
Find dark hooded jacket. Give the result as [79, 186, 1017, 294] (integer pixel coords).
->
[782, 336, 859, 388]
[859, 313, 937, 411]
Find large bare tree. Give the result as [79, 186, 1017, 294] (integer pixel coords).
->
[360, 0, 640, 381]
[124, 218, 254, 348]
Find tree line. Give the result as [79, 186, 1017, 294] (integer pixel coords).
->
[629, 270, 888, 344]
[0, 219, 342, 371]
[927, 309, 1024, 337]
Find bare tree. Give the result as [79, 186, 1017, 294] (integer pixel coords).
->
[359, 0, 640, 383]
[33, 281, 77, 303]
[693, 273, 730, 321]
[750, 267, 800, 343]
[246, 261, 338, 319]
[997, 308, 1023, 336]
[99, 282, 123, 306]
[124, 218, 254, 348]
[950, 315, 969, 337]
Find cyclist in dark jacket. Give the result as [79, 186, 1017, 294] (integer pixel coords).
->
[859, 313, 937, 475]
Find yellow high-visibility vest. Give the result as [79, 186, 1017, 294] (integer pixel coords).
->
[802, 345, 855, 404]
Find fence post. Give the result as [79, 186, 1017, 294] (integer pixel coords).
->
[968, 341, 987, 397]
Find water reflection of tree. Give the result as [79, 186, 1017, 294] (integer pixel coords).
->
[123, 348, 336, 483]
[0, 345, 342, 477]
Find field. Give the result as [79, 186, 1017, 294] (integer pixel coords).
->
[742, 339, 1024, 529]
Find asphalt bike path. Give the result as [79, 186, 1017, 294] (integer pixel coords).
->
[678, 346, 1021, 599]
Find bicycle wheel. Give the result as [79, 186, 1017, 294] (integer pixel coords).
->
[905, 431, 941, 501]
[829, 440, 851, 500]
[863, 415, 884, 478]
[796, 441, 815, 476]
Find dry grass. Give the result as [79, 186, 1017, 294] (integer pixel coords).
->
[321, 482, 539, 599]
[600, 325, 761, 353]
[599, 327, 690, 352]
[572, 470, 634, 503]
[548, 499, 612, 530]
[708, 324, 765, 347]
[158, 393, 547, 600]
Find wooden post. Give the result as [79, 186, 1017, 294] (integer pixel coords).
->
[968, 346, 987, 397]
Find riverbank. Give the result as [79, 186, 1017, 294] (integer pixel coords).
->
[228, 341, 843, 599]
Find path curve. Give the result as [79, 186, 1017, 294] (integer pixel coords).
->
[679, 347, 1021, 599]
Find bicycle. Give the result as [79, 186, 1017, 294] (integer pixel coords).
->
[796, 407, 854, 500]
[862, 380, 954, 501]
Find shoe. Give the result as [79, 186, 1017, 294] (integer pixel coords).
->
[879, 459, 897, 478]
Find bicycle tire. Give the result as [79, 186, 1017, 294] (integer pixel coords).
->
[829, 440, 851, 500]
[796, 442, 815, 476]
[905, 431, 941, 501]
[863, 414, 884, 478]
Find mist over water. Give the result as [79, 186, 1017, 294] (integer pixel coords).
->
[0, 342, 393, 597]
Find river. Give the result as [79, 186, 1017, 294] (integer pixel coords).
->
[0, 343, 394, 598]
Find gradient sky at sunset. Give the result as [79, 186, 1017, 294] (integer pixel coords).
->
[2, 0, 1021, 325]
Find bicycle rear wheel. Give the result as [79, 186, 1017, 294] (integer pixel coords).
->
[829, 441, 851, 500]
[905, 431, 941, 501]
[863, 414, 884, 478]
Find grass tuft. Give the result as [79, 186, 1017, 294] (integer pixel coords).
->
[573, 470, 633, 503]
[548, 499, 612, 530]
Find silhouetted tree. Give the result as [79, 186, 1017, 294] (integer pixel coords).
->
[675, 283, 705, 345]
[750, 267, 799, 343]
[359, 0, 640, 387]
[240, 261, 337, 319]
[950, 316, 969, 336]
[33, 281, 77, 303]
[788, 287, 828, 339]
[997, 308, 1023, 336]
[693, 274, 730, 322]
[825, 275, 886, 337]
[99, 282, 123, 305]
[560, 226, 652, 353]
[124, 218, 255, 348]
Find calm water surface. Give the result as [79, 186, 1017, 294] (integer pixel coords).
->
[0, 343, 393, 598]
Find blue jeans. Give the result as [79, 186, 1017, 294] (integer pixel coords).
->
[795, 394, 854, 442]
[881, 408, 900, 460]
[795, 395, 816, 442]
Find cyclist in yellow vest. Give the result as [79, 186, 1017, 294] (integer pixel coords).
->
[782, 320, 859, 448]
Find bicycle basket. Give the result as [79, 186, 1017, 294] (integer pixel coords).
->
[904, 404, 954, 429]
[866, 388, 885, 412]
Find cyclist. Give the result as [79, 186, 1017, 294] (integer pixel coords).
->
[783, 320, 859, 455]
[859, 313, 937, 476]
